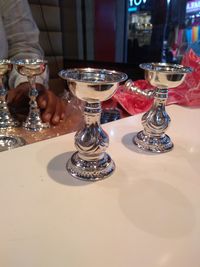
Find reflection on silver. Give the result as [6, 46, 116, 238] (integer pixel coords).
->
[59, 68, 127, 181]
[0, 134, 26, 152]
[125, 63, 192, 153]
[14, 59, 49, 131]
[0, 59, 19, 129]
[140, 63, 192, 88]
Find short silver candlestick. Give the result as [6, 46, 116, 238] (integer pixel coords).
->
[0, 59, 18, 129]
[14, 59, 49, 131]
[59, 68, 127, 181]
[125, 63, 192, 153]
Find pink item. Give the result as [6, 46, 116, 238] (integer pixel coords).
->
[106, 49, 200, 116]
[112, 80, 154, 115]
[168, 49, 200, 107]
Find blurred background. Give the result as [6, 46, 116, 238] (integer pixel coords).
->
[28, 0, 200, 89]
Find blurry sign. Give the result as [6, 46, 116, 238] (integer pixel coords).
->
[186, 0, 200, 13]
[129, 0, 147, 7]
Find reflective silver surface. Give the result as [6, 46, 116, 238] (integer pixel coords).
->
[59, 68, 127, 181]
[140, 63, 192, 88]
[125, 79, 155, 98]
[14, 59, 47, 77]
[59, 68, 127, 102]
[0, 60, 24, 151]
[125, 63, 192, 153]
[14, 59, 49, 131]
[0, 134, 26, 152]
[0, 59, 18, 129]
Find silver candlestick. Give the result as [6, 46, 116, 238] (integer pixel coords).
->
[59, 68, 127, 181]
[125, 63, 192, 153]
[14, 59, 49, 131]
[0, 60, 26, 151]
[0, 59, 18, 129]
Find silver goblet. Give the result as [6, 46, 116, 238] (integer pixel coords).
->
[125, 63, 192, 153]
[0, 59, 18, 129]
[0, 59, 26, 151]
[59, 68, 127, 181]
[14, 59, 49, 131]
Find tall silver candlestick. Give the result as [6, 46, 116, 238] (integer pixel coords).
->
[14, 59, 49, 131]
[59, 68, 127, 181]
[0, 60, 26, 151]
[0, 59, 18, 129]
[125, 63, 192, 153]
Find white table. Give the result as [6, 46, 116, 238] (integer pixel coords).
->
[0, 105, 200, 267]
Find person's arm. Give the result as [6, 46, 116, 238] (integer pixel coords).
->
[1, 0, 48, 88]
[2, 0, 66, 125]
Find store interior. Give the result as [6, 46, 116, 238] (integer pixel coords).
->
[127, 0, 200, 65]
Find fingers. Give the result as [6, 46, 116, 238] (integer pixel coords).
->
[37, 93, 48, 109]
[39, 91, 56, 123]
[51, 99, 66, 125]
[52, 99, 62, 125]
[38, 90, 66, 125]
[60, 101, 66, 120]
[8, 84, 66, 126]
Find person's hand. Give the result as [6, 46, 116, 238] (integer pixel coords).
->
[7, 82, 67, 125]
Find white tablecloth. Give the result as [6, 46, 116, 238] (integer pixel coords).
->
[0, 105, 200, 267]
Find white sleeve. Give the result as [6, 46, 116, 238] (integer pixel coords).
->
[1, 0, 49, 88]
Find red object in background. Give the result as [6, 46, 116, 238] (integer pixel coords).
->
[113, 80, 154, 115]
[102, 80, 154, 117]
[94, 0, 115, 62]
[104, 49, 200, 116]
[168, 49, 200, 107]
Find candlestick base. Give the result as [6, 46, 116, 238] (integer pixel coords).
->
[23, 115, 49, 131]
[133, 130, 173, 153]
[0, 135, 26, 152]
[66, 151, 115, 181]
